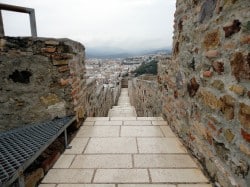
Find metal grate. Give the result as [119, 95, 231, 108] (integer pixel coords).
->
[0, 116, 75, 186]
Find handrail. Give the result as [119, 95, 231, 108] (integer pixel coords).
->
[0, 3, 37, 37]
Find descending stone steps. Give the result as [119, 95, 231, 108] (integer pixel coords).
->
[108, 89, 137, 117]
[40, 88, 212, 187]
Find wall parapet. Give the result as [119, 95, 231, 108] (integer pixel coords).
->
[129, 75, 161, 117]
[85, 79, 121, 117]
[0, 36, 85, 131]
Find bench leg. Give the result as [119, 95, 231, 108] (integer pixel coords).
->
[64, 129, 72, 149]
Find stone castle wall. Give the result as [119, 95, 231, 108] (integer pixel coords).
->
[0, 37, 86, 131]
[0, 37, 121, 131]
[158, 0, 250, 186]
[85, 79, 121, 117]
[129, 75, 161, 117]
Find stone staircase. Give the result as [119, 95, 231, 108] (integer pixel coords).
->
[108, 88, 137, 117]
[40, 88, 212, 187]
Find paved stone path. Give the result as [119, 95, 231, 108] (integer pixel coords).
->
[40, 88, 211, 187]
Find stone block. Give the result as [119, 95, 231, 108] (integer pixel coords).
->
[229, 85, 245, 95]
[223, 20, 241, 38]
[211, 80, 224, 91]
[94, 169, 149, 183]
[150, 169, 208, 183]
[52, 53, 73, 60]
[42, 169, 94, 183]
[53, 155, 75, 169]
[223, 42, 236, 50]
[40, 94, 60, 107]
[230, 52, 250, 81]
[25, 168, 44, 187]
[134, 154, 197, 168]
[52, 60, 69, 66]
[137, 138, 186, 153]
[203, 30, 220, 49]
[41, 47, 56, 53]
[41, 152, 60, 173]
[239, 143, 250, 156]
[60, 78, 69, 86]
[205, 50, 219, 58]
[239, 103, 250, 129]
[220, 95, 235, 120]
[212, 61, 224, 74]
[76, 126, 119, 137]
[45, 40, 60, 45]
[121, 126, 164, 137]
[58, 65, 70, 72]
[71, 155, 132, 169]
[241, 129, 250, 143]
[199, 89, 222, 110]
[84, 138, 137, 154]
[187, 77, 200, 97]
[203, 71, 213, 77]
[224, 129, 235, 143]
[64, 138, 89, 154]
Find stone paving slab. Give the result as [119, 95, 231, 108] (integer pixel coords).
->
[86, 117, 110, 121]
[137, 117, 164, 121]
[150, 169, 209, 183]
[137, 138, 187, 153]
[94, 121, 123, 126]
[123, 121, 152, 126]
[160, 126, 176, 137]
[118, 185, 175, 187]
[64, 138, 89, 154]
[76, 126, 120, 137]
[121, 126, 164, 137]
[152, 121, 168, 126]
[53, 155, 75, 168]
[71, 155, 132, 168]
[57, 185, 115, 187]
[134, 154, 198, 168]
[85, 138, 138, 153]
[110, 117, 137, 121]
[42, 169, 94, 183]
[94, 169, 149, 183]
[39, 185, 56, 187]
[83, 122, 95, 126]
[177, 184, 212, 187]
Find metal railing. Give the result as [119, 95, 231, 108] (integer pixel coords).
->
[0, 3, 37, 37]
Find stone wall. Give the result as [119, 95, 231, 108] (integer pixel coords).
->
[129, 75, 161, 117]
[0, 37, 86, 132]
[85, 79, 121, 117]
[159, 0, 250, 186]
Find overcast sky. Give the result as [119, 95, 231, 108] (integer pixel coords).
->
[1, 0, 176, 51]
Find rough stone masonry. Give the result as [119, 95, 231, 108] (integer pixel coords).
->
[157, 0, 250, 186]
[0, 37, 120, 132]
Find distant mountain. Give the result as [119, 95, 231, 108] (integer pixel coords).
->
[86, 46, 172, 59]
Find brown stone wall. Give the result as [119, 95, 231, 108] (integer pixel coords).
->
[85, 79, 121, 117]
[0, 37, 85, 132]
[129, 75, 161, 117]
[159, 0, 250, 186]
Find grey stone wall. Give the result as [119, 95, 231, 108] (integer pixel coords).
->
[158, 0, 250, 186]
[85, 79, 121, 117]
[129, 75, 162, 117]
[0, 37, 85, 131]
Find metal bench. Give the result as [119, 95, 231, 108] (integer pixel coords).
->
[0, 116, 76, 187]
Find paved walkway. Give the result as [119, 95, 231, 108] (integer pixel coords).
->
[40, 88, 211, 187]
